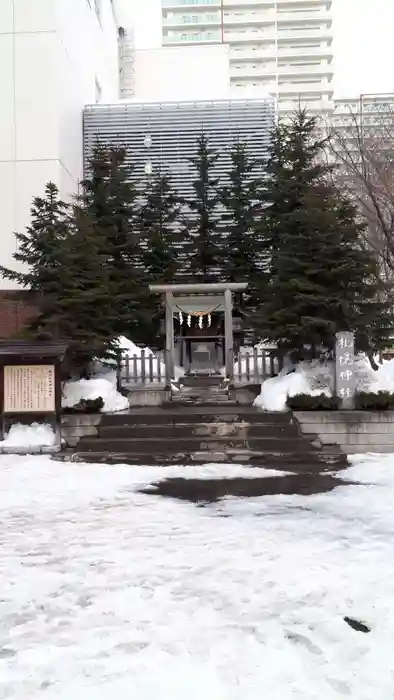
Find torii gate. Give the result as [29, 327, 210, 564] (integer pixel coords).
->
[149, 282, 248, 385]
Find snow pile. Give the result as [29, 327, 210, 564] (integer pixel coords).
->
[254, 363, 332, 411]
[254, 355, 377, 412]
[372, 359, 394, 393]
[116, 336, 184, 380]
[62, 372, 129, 413]
[1, 423, 56, 448]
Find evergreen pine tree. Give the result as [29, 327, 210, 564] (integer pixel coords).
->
[0, 182, 70, 295]
[139, 171, 181, 282]
[136, 170, 182, 345]
[220, 141, 262, 284]
[185, 135, 222, 281]
[78, 143, 146, 341]
[41, 210, 118, 374]
[0, 183, 118, 374]
[254, 110, 391, 356]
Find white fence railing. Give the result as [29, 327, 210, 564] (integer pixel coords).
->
[118, 348, 282, 386]
[118, 350, 167, 386]
[233, 349, 283, 384]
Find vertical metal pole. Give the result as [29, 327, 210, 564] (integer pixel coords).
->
[54, 360, 62, 450]
[224, 289, 233, 381]
[0, 364, 4, 441]
[165, 291, 174, 385]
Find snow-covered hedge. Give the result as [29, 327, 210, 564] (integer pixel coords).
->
[286, 393, 340, 411]
[254, 356, 394, 412]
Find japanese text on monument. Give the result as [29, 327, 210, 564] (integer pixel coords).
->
[335, 332, 355, 401]
[4, 365, 55, 412]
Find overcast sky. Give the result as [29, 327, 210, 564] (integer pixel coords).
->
[333, 0, 393, 96]
[119, 0, 394, 98]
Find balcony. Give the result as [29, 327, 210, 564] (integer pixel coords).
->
[278, 45, 333, 59]
[230, 63, 277, 78]
[224, 29, 275, 43]
[278, 28, 332, 42]
[223, 0, 275, 5]
[162, 0, 221, 7]
[162, 12, 221, 28]
[230, 46, 277, 60]
[278, 63, 333, 77]
[277, 12, 332, 25]
[276, 0, 331, 6]
[230, 62, 333, 80]
[223, 12, 276, 25]
[162, 30, 222, 44]
[278, 81, 333, 95]
[222, 0, 331, 6]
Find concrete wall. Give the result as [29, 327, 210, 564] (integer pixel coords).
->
[294, 411, 394, 454]
[0, 0, 119, 290]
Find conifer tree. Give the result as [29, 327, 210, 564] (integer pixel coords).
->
[41, 210, 118, 373]
[0, 182, 70, 295]
[254, 110, 391, 356]
[78, 143, 146, 341]
[0, 183, 117, 374]
[139, 171, 181, 282]
[185, 135, 222, 281]
[219, 142, 267, 317]
[220, 141, 262, 284]
[136, 170, 183, 344]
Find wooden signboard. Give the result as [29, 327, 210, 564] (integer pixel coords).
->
[0, 341, 67, 446]
[4, 365, 55, 413]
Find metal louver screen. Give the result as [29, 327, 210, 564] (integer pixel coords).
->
[83, 98, 275, 197]
[83, 98, 275, 281]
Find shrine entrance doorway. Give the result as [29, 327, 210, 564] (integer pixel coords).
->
[149, 282, 247, 384]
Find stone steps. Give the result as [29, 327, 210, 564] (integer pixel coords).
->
[59, 382, 348, 472]
[97, 422, 301, 439]
[76, 435, 322, 454]
[181, 375, 225, 388]
[100, 408, 293, 425]
[171, 379, 231, 405]
[171, 396, 231, 405]
[57, 448, 345, 470]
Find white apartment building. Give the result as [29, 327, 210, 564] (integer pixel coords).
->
[161, 0, 334, 113]
[0, 0, 120, 291]
[333, 93, 394, 134]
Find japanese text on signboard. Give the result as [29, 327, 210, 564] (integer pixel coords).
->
[4, 365, 55, 413]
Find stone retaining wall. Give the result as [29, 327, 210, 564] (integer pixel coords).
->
[61, 414, 102, 447]
[294, 411, 394, 454]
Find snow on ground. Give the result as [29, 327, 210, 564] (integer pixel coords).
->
[0, 423, 56, 448]
[1, 454, 394, 698]
[254, 356, 394, 412]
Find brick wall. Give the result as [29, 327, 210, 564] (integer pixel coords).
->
[0, 293, 38, 339]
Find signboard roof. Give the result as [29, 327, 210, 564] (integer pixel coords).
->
[0, 341, 67, 360]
